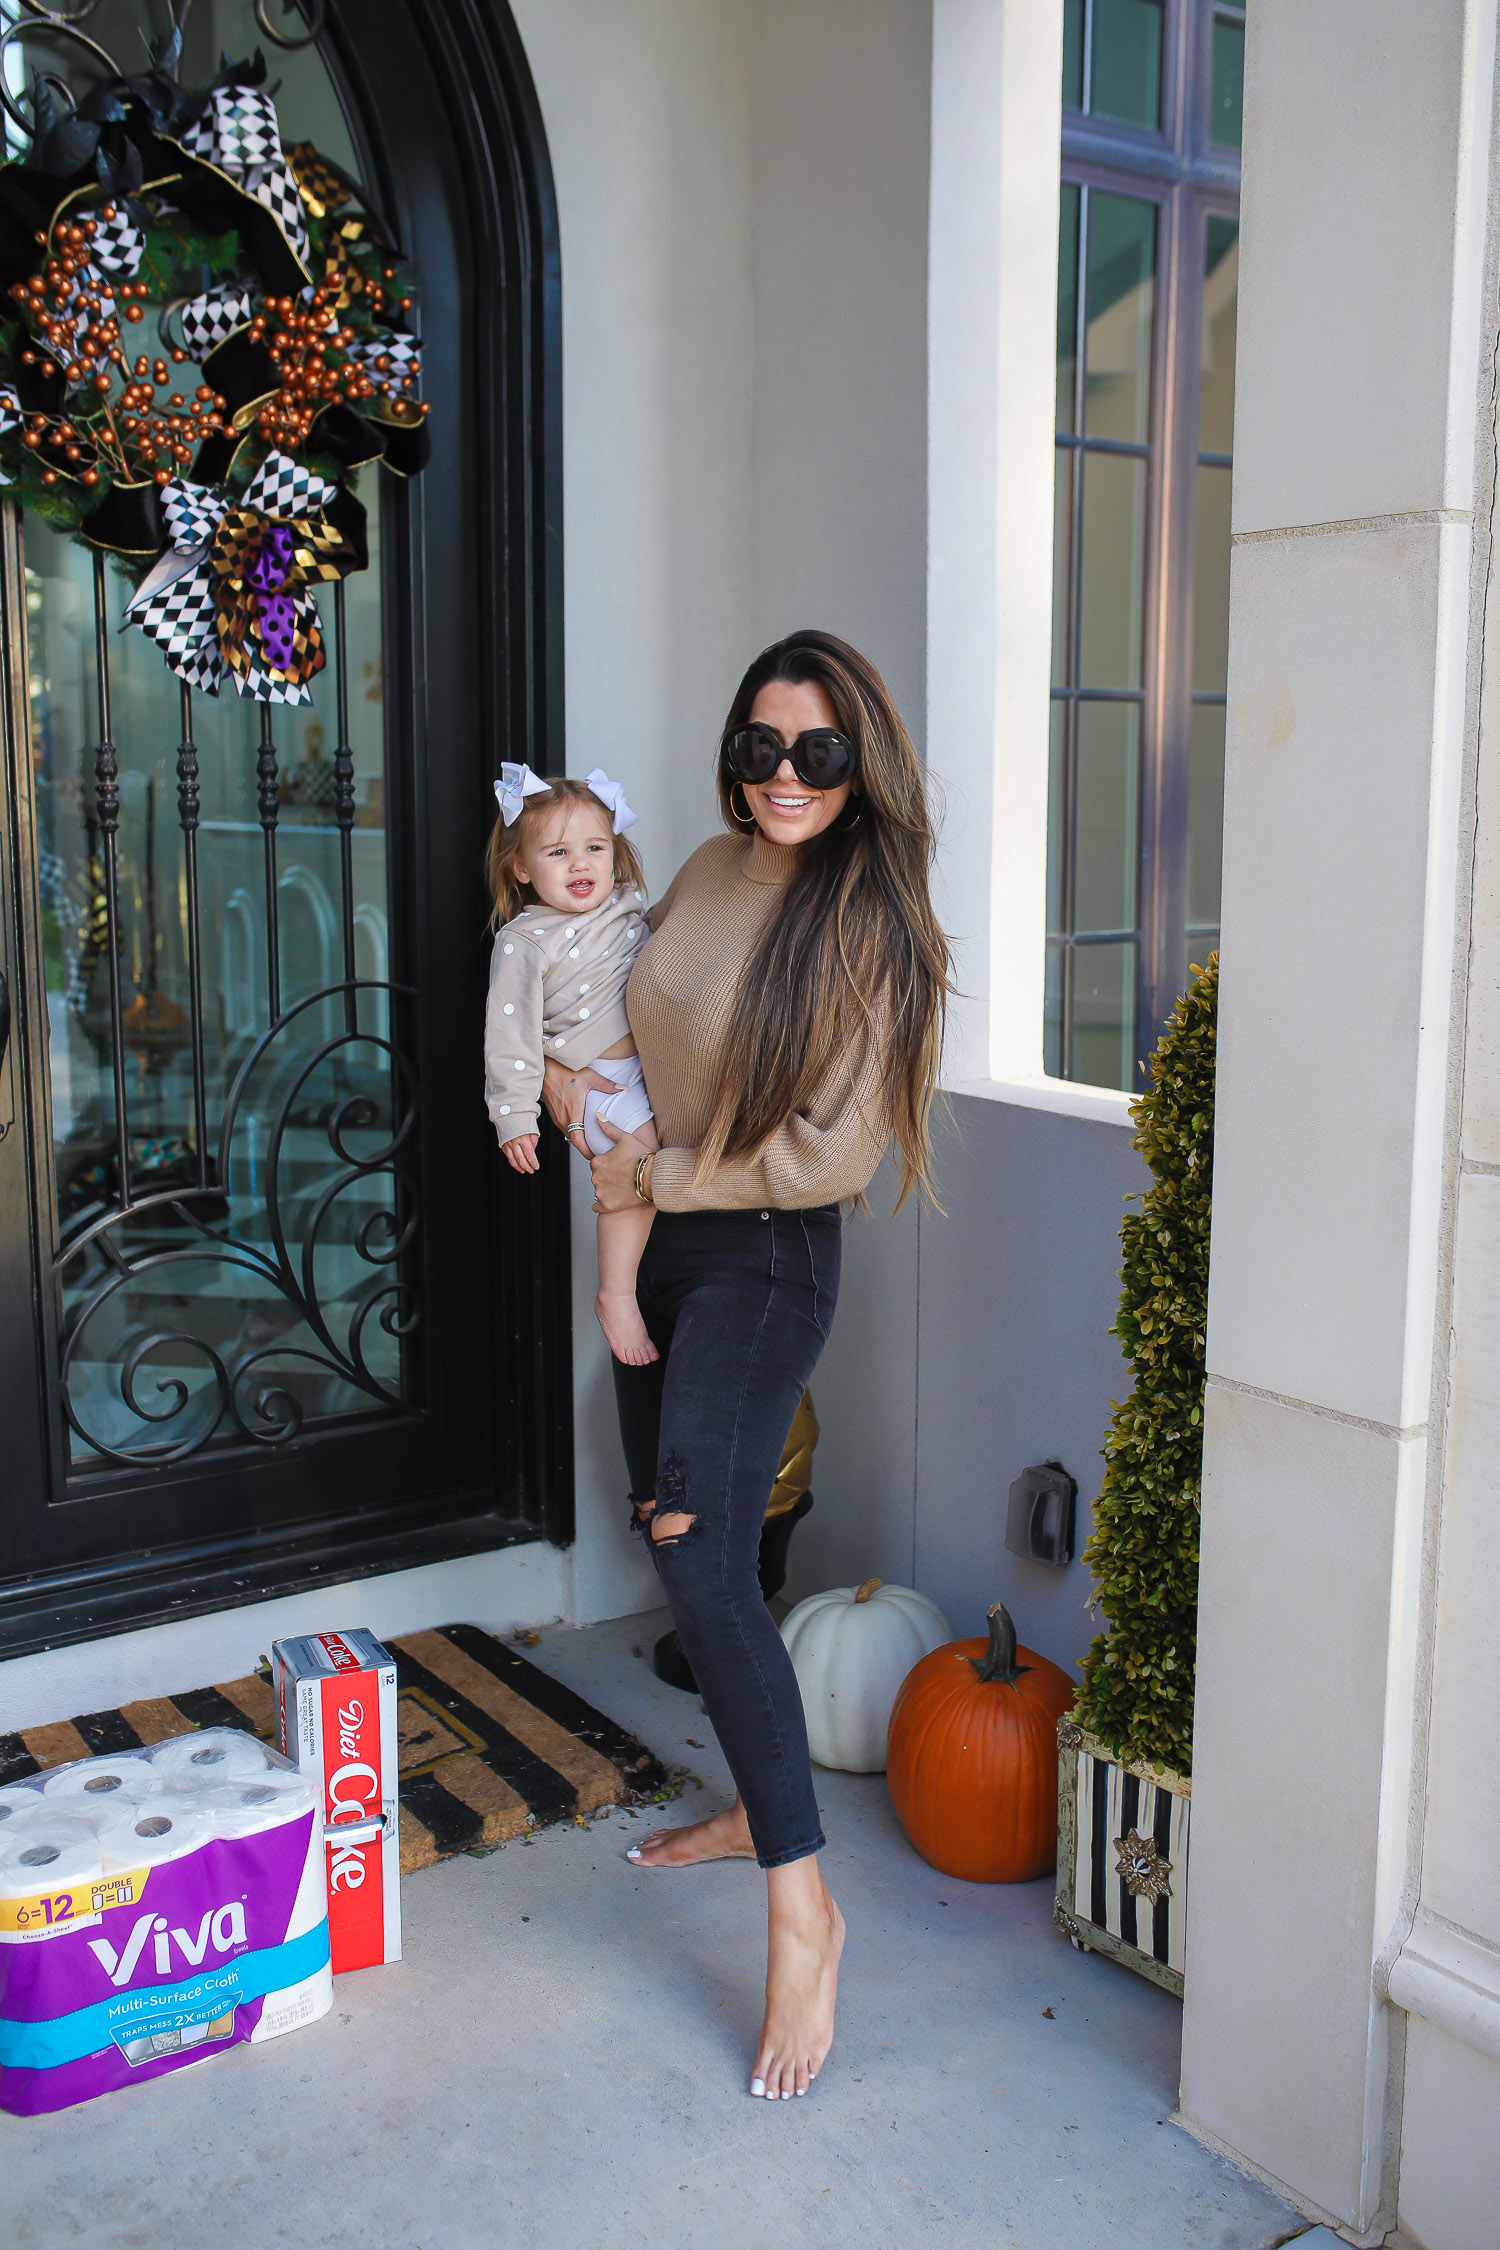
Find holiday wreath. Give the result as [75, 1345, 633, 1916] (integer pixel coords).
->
[0, 28, 428, 704]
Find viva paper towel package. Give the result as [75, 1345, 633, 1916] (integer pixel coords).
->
[270, 1628, 400, 1973]
[0, 1732, 331, 2115]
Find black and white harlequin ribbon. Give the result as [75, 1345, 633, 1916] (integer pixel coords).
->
[177, 285, 254, 360]
[162, 477, 225, 552]
[245, 452, 336, 521]
[344, 332, 422, 384]
[88, 207, 146, 280]
[123, 451, 338, 705]
[182, 86, 309, 263]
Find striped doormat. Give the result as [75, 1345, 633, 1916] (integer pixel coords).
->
[0, 1623, 677, 1875]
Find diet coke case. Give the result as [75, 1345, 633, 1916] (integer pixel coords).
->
[270, 1629, 400, 1972]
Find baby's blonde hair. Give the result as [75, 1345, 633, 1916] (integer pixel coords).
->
[485, 776, 646, 929]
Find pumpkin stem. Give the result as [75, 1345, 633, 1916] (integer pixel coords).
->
[971, 1601, 1030, 1686]
[854, 1578, 882, 1603]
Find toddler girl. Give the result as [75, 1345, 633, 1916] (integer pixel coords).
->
[483, 764, 659, 1365]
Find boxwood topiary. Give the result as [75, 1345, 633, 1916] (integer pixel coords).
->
[1073, 954, 1217, 1777]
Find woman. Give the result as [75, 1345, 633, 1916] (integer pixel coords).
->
[543, 629, 949, 2100]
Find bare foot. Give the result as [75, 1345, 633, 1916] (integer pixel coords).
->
[750, 1874, 844, 2101]
[626, 1801, 755, 1868]
[596, 1289, 659, 1366]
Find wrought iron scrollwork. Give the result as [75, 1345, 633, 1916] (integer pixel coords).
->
[57, 978, 421, 1463]
[0, 1, 329, 143]
[254, 0, 325, 51]
[36, 494, 418, 1466]
[0, 5, 135, 140]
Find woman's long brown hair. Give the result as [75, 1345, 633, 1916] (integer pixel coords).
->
[701, 629, 951, 1208]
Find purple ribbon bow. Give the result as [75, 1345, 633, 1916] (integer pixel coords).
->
[249, 523, 298, 673]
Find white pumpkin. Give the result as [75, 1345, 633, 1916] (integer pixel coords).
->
[781, 1579, 952, 1773]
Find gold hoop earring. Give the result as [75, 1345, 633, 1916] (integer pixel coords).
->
[729, 781, 758, 827]
[834, 797, 863, 832]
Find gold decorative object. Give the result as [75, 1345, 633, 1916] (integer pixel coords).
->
[121, 981, 190, 1065]
[766, 1389, 818, 1521]
[1113, 1827, 1173, 1906]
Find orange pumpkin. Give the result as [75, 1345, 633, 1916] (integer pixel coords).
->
[886, 1600, 1074, 1883]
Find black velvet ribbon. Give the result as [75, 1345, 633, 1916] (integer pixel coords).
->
[202, 329, 280, 429]
[370, 413, 430, 478]
[310, 402, 387, 471]
[0, 103, 313, 299]
[309, 400, 430, 477]
[79, 479, 164, 556]
[322, 482, 369, 575]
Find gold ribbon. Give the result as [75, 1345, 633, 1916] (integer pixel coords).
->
[285, 143, 349, 223]
[208, 505, 355, 693]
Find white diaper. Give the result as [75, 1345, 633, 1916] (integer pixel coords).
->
[581, 1052, 654, 1157]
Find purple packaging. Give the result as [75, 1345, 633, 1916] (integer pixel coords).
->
[0, 1740, 331, 2117]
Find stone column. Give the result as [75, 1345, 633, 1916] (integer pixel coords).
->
[1179, 1, 1499, 2238]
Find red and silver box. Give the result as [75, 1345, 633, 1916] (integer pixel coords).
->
[269, 1629, 400, 1974]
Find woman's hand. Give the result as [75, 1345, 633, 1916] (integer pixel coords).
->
[589, 1115, 653, 1213]
[541, 1055, 622, 1138]
[502, 1133, 540, 1175]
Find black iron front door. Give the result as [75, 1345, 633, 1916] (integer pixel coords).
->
[0, 0, 571, 1653]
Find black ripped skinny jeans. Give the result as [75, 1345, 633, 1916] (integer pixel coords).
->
[612, 1203, 841, 1869]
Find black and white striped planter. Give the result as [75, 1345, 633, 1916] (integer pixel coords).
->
[1053, 1718, 1190, 1997]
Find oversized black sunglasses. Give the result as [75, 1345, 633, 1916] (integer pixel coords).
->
[722, 721, 858, 791]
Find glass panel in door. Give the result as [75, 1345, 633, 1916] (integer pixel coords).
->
[8, 0, 419, 1471]
[29, 513, 407, 1468]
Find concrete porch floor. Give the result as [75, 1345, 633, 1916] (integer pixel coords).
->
[6, 1610, 1305, 2250]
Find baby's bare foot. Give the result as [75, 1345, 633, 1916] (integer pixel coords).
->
[626, 1802, 755, 1868]
[596, 1289, 659, 1366]
[750, 1887, 844, 2100]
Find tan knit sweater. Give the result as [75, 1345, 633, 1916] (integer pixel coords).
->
[627, 831, 892, 1212]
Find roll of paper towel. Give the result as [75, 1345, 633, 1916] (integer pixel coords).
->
[0, 1817, 104, 1897]
[0, 1782, 45, 1840]
[40, 1753, 157, 1808]
[149, 1729, 272, 1784]
[0, 1761, 331, 2118]
[97, 1796, 211, 1871]
[201, 1774, 316, 1839]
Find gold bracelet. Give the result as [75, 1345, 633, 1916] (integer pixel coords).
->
[633, 1152, 652, 1203]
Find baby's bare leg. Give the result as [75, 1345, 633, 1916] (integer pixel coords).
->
[595, 1120, 659, 1367]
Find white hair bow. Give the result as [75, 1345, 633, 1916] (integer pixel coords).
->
[584, 767, 639, 834]
[495, 761, 552, 825]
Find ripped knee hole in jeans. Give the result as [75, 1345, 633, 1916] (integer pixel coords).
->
[629, 1453, 698, 1550]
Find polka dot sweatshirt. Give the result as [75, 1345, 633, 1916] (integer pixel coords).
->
[483, 884, 648, 1146]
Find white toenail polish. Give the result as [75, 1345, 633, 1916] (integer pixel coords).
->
[781, 2089, 792, 2099]
[750, 2079, 765, 2097]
